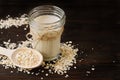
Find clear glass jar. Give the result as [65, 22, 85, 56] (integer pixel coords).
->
[28, 5, 65, 61]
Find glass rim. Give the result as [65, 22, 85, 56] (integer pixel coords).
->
[28, 5, 66, 25]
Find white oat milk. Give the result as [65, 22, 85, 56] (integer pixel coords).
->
[28, 5, 65, 61]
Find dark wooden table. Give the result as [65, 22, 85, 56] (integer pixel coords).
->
[0, 0, 120, 80]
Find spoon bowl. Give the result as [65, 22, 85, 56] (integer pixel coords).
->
[0, 47, 43, 69]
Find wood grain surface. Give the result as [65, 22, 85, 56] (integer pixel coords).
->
[0, 0, 120, 80]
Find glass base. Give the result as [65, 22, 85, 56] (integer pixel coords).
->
[43, 53, 60, 61]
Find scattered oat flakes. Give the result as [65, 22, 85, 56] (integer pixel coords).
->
[91, 68, 95, 71]
[41, 70, 44, 73]
[74, 66, 77, 69]
[41, 77, 43, 80]
[45, 73, 48, 76]
[10, 71, 13, 73]
[86, 71, 91, 74]
[65, 74, 69, 78]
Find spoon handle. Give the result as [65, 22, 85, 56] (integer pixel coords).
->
[0, 47, 12, 57]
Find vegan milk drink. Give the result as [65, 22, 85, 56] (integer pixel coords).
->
[28, 5, 65, 61]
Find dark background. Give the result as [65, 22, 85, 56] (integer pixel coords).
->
[0, 0, 120, 80]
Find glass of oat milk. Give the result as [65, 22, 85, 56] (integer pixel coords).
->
[28, 5, 65, 61]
